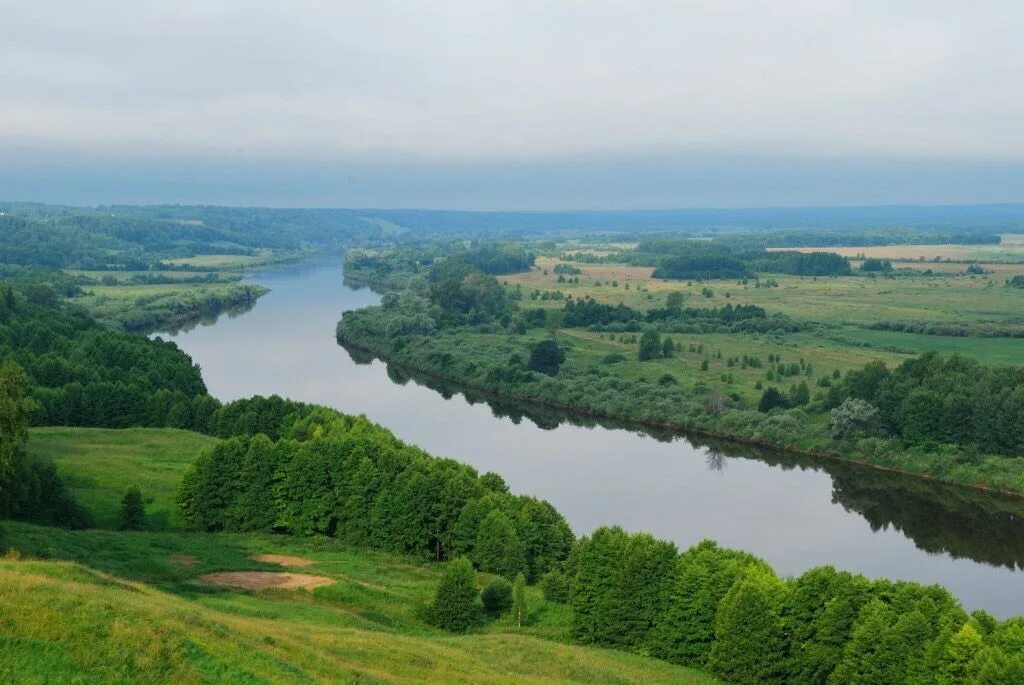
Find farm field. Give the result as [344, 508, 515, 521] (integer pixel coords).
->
[505, 256, 1024, 328]
[772, 234, 1024, 262]
[485, 247, 1024, 413]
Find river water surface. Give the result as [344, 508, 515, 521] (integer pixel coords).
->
[160, 257, 1024, 616]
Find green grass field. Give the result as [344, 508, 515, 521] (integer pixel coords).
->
[73, 281, 267, 331]
[28, 427, 219, 530]
[2, 429, 715, 684]
[80, 281, 250, 302]
[163, 253, 265, 268]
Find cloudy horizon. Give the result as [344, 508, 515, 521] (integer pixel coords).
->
[4, 1, 1023, 209]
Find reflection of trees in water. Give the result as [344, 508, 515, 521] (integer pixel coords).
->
[705, 450, 727, 472]
[152, 300, 260, 336]
[827, 468, 1024, 570]
[692, 435, 1024, 571]
[339, 340, 1024, 571]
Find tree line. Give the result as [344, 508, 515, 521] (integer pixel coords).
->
[826, 352, 1024, 456]
[627, 238, 852, 279]
[563, 527, 1023, 683]
[177, 406, 572, 581]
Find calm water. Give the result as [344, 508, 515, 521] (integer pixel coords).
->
[160, 257, 1024, 616]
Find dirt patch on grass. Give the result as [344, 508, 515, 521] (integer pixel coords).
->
[169, 554, 197, 568]
[200, 571, 334, 591]
[249, 554, 314, 567]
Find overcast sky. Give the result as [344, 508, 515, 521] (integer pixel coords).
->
[3, 1, 1023, 208]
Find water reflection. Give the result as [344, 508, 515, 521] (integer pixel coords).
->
[155, 300, 261, 336]
[343, 341, 1024, 574]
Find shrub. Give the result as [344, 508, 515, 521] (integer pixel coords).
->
[758, 387, 787, 413]
[601, 352, 627, 365]
[119, 486, 146, 530]
[428, 557, 481, 632]
[481, 577, 513, 615]
[638, 331, 662, 361]
[528, 339, 566, 376]
[830, 398, 880, 439]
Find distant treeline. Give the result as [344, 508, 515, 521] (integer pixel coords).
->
[562, 297, 801, 334]
[730, 227, 1004, 248]
[627, 238, 852, 279]
[865, 320, 1024, 339]
[0, 205, 387, 270]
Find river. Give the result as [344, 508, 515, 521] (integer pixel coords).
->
[159, 257, 1024, 617]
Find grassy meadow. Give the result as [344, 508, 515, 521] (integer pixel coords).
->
[1, 429, 715, 684]
[163, 252, 267, 268]
[28, 427, 219, 530]
[502, 253, 1024, 374]
[73, 281, 268, 331]
[507, 256, 1024, 327]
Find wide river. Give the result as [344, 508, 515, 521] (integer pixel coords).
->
[161, 257, 1024, 616]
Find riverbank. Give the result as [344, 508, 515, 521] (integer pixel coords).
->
[77, 281, 269, 332]
[337, 318, 1024, 499]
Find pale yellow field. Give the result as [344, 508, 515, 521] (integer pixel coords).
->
[502, 256, 1024, 327]
[164, 253, 262, 268]
[504, 257, 654, 288]
[849, 260, 1024, 276]
[771, 235, 1024, 263]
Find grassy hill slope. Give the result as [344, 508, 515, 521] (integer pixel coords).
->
[28, 427, 219, 530]
[3, 427, 716, 684]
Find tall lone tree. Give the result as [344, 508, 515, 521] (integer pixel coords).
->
[512, 572, 528, 628]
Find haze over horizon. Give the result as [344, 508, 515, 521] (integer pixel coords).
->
[4, 2, 1024, 209]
